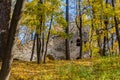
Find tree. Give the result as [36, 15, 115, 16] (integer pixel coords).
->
[0, 0, 25, 80]
[102, 0, 109, 56]
[22, 0, 66, 63]
[43, 15, 53, 63]
[0, 0, 10, 61]
[111, 0, 120, 54]
[65, 0, 70, 60]
[75, 0, 83, 59]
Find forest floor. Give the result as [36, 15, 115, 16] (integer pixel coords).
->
[10, 56, 120, 80]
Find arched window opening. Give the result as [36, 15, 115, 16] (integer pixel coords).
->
[76, 38, 80, 46]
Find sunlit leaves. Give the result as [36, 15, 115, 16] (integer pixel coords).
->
[21, 0, 65, 33]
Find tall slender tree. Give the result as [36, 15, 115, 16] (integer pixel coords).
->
[65, 0, 70, 60]
[111, 0, 120, 54]
[75, 0, 83, 59]
[102, 0, 109, 56]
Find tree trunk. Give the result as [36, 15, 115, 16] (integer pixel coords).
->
[111, 0, 120, 54]
[102, 0, 109, 56]
[111, 33, 114, 55]
[65, 0, 70, 60]
[0, 0, 10, 61]
[36, 0, 44, 64]
[36, 34, 41, 64]
[0, 0, 11, 79]
[30, 34, 36, 61]
[41, 31, 44, 61]
[75, 0, 83, 59]
[102, 35, 107, 56]
[43, 15, 53, 63]
[79, 0, 82, 59]
[0, 0, 25, 80]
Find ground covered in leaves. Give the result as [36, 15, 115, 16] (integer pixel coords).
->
[10, 56, 120, 80]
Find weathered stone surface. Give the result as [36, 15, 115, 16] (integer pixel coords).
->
[12, 40, 37, 61]
[47, 22, 90, 60]
[13, 22, 90, 61]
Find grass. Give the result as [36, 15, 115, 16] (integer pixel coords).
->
[10, 56, 120, 80]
